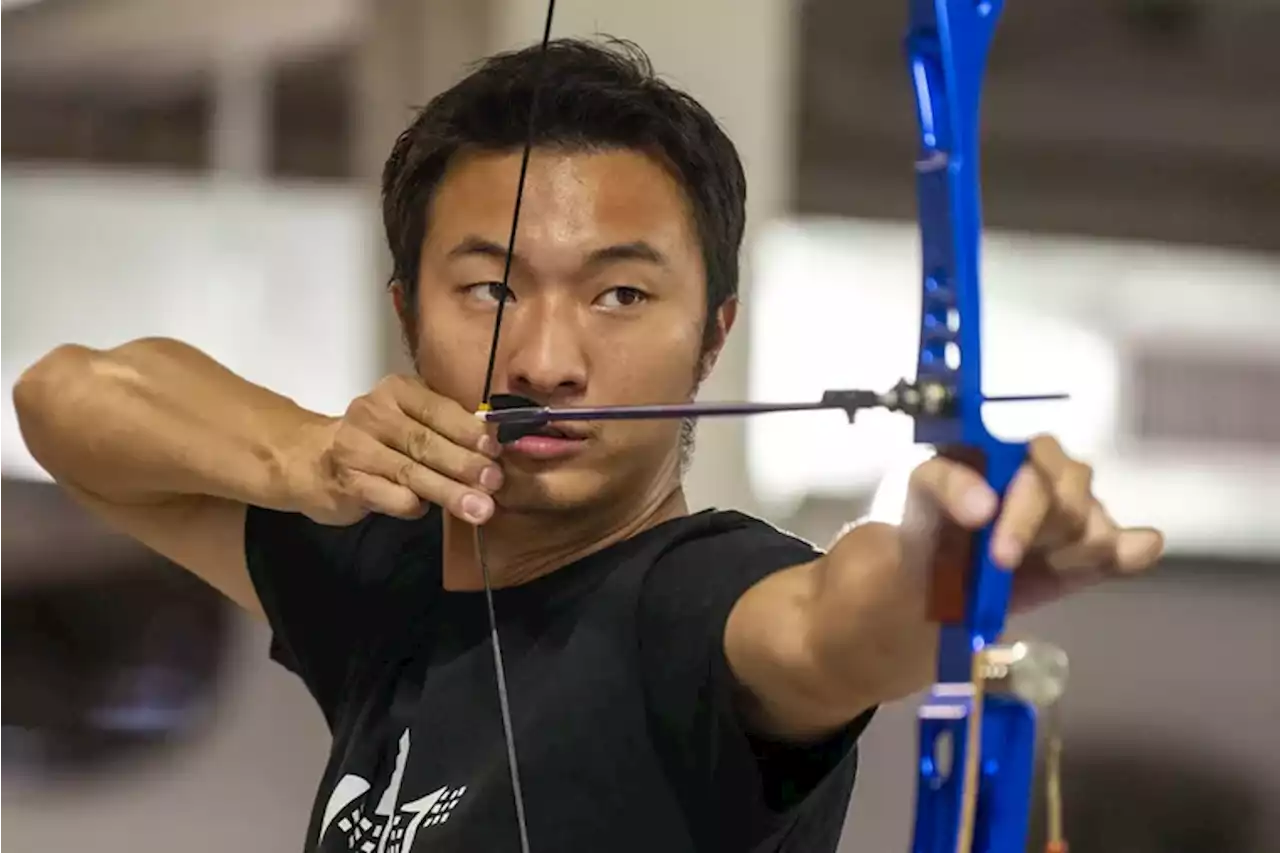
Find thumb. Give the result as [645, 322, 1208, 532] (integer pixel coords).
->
[1115, 527, 1164, 574]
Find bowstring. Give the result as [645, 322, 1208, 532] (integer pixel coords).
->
[475, 3, 558, 853]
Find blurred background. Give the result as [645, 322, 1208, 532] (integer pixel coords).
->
[3, 0, 1278, 851]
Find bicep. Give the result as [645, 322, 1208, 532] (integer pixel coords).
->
[724, 560, 855, 741]
[63, 484, 262, 616]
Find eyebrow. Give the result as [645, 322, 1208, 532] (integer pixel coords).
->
[446, 236, 512, 262]
[582, 241, 668, 269]
[445, 236, 669, 269]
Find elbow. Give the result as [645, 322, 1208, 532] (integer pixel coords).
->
[14, 344, 94, 422]
[13, 344, 102, 478]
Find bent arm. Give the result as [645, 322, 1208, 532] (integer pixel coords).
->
[13, 338, 333, 612]
[724, 522, 936, 742]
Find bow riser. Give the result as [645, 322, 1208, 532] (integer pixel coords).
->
[914, 693, 1038, 850]
[905, 2, 1039, 852]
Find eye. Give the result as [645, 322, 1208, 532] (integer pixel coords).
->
[596, 286, 649, 310]
[464, 282, 515, 305]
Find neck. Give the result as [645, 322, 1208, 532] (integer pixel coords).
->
[441, 486, 689, 592]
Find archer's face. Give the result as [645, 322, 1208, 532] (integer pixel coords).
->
[411, 147, 734, 516]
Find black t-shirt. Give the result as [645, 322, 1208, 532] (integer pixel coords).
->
[244, 506, 874, 853]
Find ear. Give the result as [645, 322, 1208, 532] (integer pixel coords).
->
[390, 281, 417, 352]
[698, 297, 739, 381]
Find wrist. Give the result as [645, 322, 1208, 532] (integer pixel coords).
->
[272, 411, 341, 513]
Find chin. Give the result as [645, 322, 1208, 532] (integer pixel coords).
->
[496, 467, 615, 515]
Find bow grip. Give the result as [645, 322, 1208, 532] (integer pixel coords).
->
[929, 440, 1025, 677]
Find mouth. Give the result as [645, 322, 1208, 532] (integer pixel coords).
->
[529, 422, 588, 440]
[505, 422, 590, 461]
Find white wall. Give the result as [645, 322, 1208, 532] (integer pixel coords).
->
[2, 167, 383, 481]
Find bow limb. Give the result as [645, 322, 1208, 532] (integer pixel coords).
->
[904, 3, 1070, 853]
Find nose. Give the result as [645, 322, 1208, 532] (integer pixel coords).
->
[500, 295, 588, 404]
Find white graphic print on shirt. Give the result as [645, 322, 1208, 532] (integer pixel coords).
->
[319, 730, 467, 852]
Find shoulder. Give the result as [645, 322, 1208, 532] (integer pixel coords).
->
[658, 510, 822, 574]
[638, 511, 821, 622]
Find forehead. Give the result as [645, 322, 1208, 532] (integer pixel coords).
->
[425, 147, 701, 258]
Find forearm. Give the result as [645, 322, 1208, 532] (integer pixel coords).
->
[805, 522, 939, 711]
[14, 338, 329, 510]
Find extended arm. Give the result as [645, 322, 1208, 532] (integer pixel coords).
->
[724, 439, 1163, 742]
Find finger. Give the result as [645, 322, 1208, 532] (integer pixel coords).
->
[345, 433, 495, 524]
[1027, 434, 1094, 543]
[370, 412, 504, 495]
[1042, 502, 1120, 574]
[1008, 503, 1118, 611]
[908, 457, 998, 529]
[342, 471, 428, 520]
[1011, 516, 1163, 611]
[386, 376, 499, 459]
[989, 464, 1053, 569]
[1115, 526, 1164, 574]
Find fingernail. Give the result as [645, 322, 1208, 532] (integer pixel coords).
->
[992, 536, 1022, 569]
[461, 493, 493, 523]
[478, 435, 501, 457]
[963, 487, 997, 525]
[479, 465, 504, 491]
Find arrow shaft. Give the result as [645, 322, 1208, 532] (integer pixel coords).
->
[482, 391, 1068, 426]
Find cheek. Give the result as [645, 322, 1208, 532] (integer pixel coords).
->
[414, 297, 490, 404]
[633, 316, 705, 393]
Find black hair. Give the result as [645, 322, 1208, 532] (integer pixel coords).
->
[381, 36, 747, 351]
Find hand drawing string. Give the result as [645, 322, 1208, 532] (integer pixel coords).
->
[475, 3, 558, 853]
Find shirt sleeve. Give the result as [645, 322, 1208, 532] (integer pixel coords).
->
[243, 506, 439, 727]
[637, 519, 875, 848]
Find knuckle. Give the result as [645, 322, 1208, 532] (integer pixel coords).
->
[322, 448, 355, 486]
[908, 458, 944, 490]
[405, 428, 437, 462]
[1067, 459, 1094, 489]
[394, 461, 418, 488]
[345, 395, 376, 423]
[1061, 508, 1090, 540]
[1083, 503, 1115, 542]
[333, 463, 355, 487]
[416, 398, 440, 428]
[1031, 432, 1062, 453]
[330, 429, 360, 465]
[392, 492, 423, 518]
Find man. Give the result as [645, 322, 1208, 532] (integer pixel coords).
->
[13, 38, 1161, 853]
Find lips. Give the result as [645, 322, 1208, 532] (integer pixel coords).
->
[507, 426, 589, 461]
